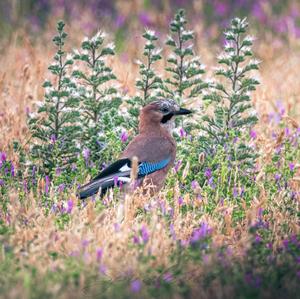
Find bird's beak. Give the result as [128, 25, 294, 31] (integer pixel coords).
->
[173, 107, 192, 115]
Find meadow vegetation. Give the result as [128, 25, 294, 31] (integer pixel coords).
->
[0, 6, 300, 299]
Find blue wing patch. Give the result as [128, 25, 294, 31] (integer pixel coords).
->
[138, 157, 171, 176]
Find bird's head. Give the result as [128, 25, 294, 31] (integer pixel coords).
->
[139, 99, 192, 133]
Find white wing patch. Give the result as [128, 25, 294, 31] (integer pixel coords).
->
[119, 163, 131, 172]
[118, 177, 131, 182]
[103, 176, 131, 183]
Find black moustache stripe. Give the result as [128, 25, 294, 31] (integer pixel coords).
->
[161, 113, 174, 123]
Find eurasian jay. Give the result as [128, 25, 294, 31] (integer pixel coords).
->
[78, 99, 192, 199]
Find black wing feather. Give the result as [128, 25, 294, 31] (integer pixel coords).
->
[92, 158, 132, 181]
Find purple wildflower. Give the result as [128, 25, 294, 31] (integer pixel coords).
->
[120, 131, 128, 143]
[51, 203, 57, 213]
[254, 276, 262, 288]
[266, 242, 273, 250]
[0, 179, 4, 187]
[118, 178, 123, 190]
[114, 176, 118, 187]
[169, 223, 176, 240]
[250, 129, 257, 140]
[130, 279, 141, 293]
[275, 173, 281, 181]
[174, 160, 182, 173]
[233, 186, 239, 198]
[141, 225, 149, 244]
[289, 163, 295, 171]
[208, 177, 215, 189]
[58, 183, 65, 193]
[10, 163, 15, 177]
[163, 272, 173, 282]
[255, 234, 262, 243]
[178, 196, 183, 206]
[214, 2, 228, 16]
[59, 203, 66, 214]
[252, 3, 266, 23]
[133, 235, 140, 245]
[45, 175, 50, 194]
[50, 134, 56, 144]
[83, 148, 90, 160]
[23, 180, 28, 193]
[56, 167, 61, 176]
[32, 165, 36, 185]
[138, 11, 151, 26]
[273, 18, 288, 34]
[291, 191, 297, 200]
[160, 200, 166, 215]
[143, 203, 151, 212]
[67, 199, 73, 213]
[114, 223, 121, 232]
[240, 187, 245, 197]
[99, 264, 106, 275]
[82, 239, 89, 248]
[285, 127, 290, 136]
[190, 222, 210, 244]
[179, 127, 186, 139]
[96, 248, 103, 262]
[276, 100, 285, 116]
[1, 152, 6, 162]
[282, 239, 289, 249]
[290, 234, 298, 245]
[180, 239, 189, 247]
[191, 180, 198, 190]
[115, 15, 126, 28]
[204, 168, 212, 178]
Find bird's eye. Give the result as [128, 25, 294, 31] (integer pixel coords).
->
[161, 108, 169, 113]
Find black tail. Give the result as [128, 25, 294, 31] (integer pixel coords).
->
[77, 178, 109, 199]
[77, 171, 131, 199]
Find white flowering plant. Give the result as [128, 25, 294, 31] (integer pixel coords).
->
[159, 9, 207, 105]
[199, 18, 259, 168]
[72, 31, 125, 169]
[28, 21, 81, 175]
[127, 28, 163, 130]
[165, 18, 261, 208]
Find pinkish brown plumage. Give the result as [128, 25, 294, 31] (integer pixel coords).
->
[121, 101, 177, 192]
[78, 99, 192, 199]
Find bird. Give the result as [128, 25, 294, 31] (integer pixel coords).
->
[78, 99, 192, 199]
